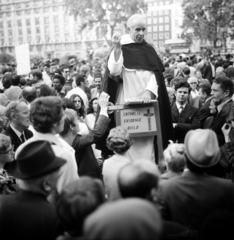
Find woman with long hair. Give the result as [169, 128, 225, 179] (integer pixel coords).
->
[69, 94, 86, 121]
[85, 98, 98, 131]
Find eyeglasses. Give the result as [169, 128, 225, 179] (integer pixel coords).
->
[64, 71, 70, 73]
[190, 82, 197, 85]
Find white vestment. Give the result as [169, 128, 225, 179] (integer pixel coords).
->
[108, 35, 158, 162]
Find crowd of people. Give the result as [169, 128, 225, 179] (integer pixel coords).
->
[1, 13, 234, 240]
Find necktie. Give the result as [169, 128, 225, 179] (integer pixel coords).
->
[179, 105, 184, 117]
[20, 134, 25, 143]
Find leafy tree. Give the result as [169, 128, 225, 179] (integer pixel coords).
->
[182, 0, 234, 48]
[64, 0, 147, 45]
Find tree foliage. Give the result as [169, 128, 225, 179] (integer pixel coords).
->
[64, 0, 147, 44]
[182, 0, 234, 48]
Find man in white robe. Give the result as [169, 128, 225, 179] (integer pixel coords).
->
[107, 14, 162, 162]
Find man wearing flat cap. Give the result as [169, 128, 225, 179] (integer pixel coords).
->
[158, 129, 234, 231]
[0, 141, 66, 240]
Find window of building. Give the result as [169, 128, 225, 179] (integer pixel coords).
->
[165, 32, 170, 39]
[159, 41, 164, 47]
[8, 38, 12, 45]
[165, 9, 169, 15]
[65, 34, 69, 41]
[16, 10, 21, 16]
[44, 7, 49, 13]
[153, 2, 158, 6]
[6, 5, 11, 11]
[153, 17, 157, 24]
[159, 25, 163, 31]
[25, 2, 30, 8]
[37, 36, 40, 43]
[153, 26, 157, 32]
[19, 37, 23, 44]
[64, 24, 69, 33]
[55, 25, 59, 33]
[7, 21, 11, 28]
[159, 2, 163, 6]
[159, 10, 163, 16]
[0, 22, 3, 28]
[165, 17, 169, 23]
[17, 20, 22, 27]
[55, 34, 59, 41]
[17, 3, 21, 8]
[159, 33, 163, 39]
[53, 6, 58, 12]
[147, 26, 152, 33]
[159, 17, 163, 23]
[29, 46, 33, 52]
[147, 18, 152, 25]
[36, 27, 40, 34]
[153, 33, 158, 40]
[1, 39, 4, 46]
[165, 25, 169, 31]
[25, 10, 30, 15]
[165, 1, 170, 5]
[45, 35, 50, 42]
[175, 19, 179, 27]
[27, 28, 31, 35]
[0, 30, 3, 36]
[54, 15, 59, 24]
[45, 26, 49, 34]
[35, 8, 39, 14]
[35, 18, 40, 25]
[27, 37, 31, 43]
[6, 12, 11, 17]
[44, 16, 49, 24]
[26, 19, 30, 26]
[18, 29, 22, 35]
[153, 11, 157, 16]
[64, 15, 69, 22]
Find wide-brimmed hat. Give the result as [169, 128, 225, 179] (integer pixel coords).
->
[184, 129, 220, 168]
[10, 141, 66, 179]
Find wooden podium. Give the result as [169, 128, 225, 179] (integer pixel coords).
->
[108, 100, 163, 161]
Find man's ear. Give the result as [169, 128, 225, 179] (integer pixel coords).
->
[42, 180, 52, 193]
[225, 90, 230, 98]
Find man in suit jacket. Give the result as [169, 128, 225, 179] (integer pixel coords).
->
[5, 100, 33, 152]
[158, 129, 234, 231]
[60, 92, 110, 179]
[198, 83, 213, 128]
[171, 81, 200, 143]
[0, 141, 66, 240]
[210, 76, 234, 146]
[91, 71, 102, 99]
[4, 75, 22, 101]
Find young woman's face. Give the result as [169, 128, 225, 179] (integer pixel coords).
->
[73, 96, 82, 110]
[92, 99, 98, 113]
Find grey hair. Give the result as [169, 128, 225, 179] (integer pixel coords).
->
[127, 14, 146, 28]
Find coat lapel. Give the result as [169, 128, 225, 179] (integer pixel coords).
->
[171, 103, 179, 121]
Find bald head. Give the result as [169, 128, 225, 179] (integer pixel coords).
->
[127, 14, 147, 43]
[22, 86, 37, 103]
[118, 160, 160, 199]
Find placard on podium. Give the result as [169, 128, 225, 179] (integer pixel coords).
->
[108, 101, 163, 161]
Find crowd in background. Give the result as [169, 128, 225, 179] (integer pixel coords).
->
[0, 51, 234, 240]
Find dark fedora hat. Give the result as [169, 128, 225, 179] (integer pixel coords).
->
[10, 141, 66, 179]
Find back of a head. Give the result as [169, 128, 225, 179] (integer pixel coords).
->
[83, 198, 163, 240]
[213, 76, 234, 97]
[39, 84, 53, 97]
[57, 177, 105, 237]
[30, 96, 65, 133]
[11, 75, 21, 86]
[22, 86, 37, 103]
[2, 73, 12, 89]
[163, 143, 185, 173]
[75, 75, 85, 86]
[118, 160, 160, 199]
[32, 70, 43, 80]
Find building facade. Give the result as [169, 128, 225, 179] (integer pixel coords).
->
[0, 0, 106, 59]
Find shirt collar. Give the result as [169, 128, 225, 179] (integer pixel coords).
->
[176, 102, 186, 110]
[33, 131, 63, 147]
[217, 98, 232, 113]
[10, 124, 23, 139]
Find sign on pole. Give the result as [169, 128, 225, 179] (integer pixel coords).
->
[15, 44, 31, 75]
